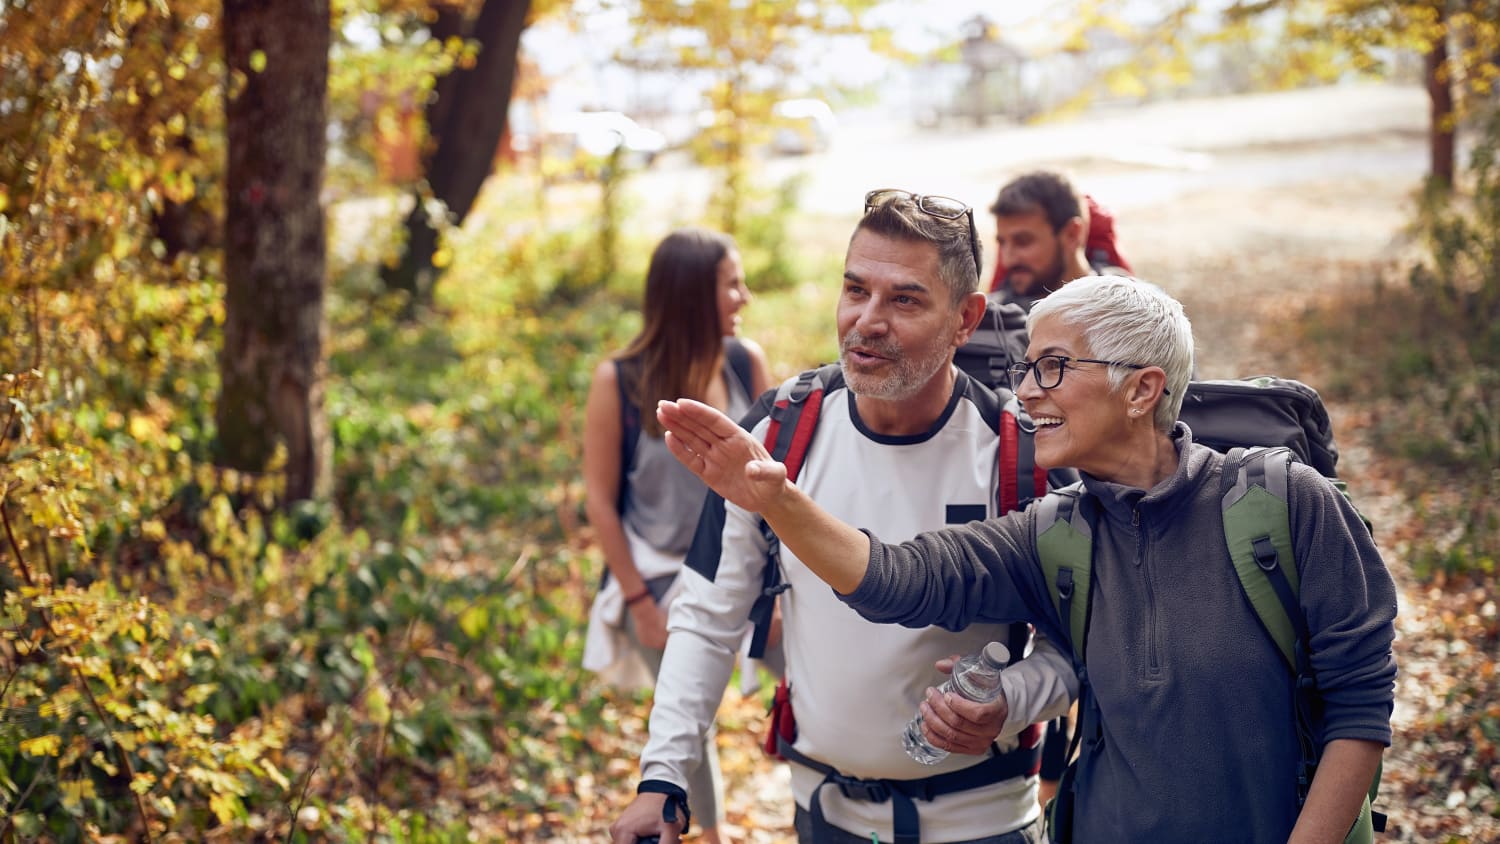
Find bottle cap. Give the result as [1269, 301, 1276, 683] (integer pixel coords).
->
[981, 641, 1010, 667]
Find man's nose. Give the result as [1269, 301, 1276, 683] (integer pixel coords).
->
[852, 301, 889, 335]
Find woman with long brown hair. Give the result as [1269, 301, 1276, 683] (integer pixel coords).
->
[582, 228, 772, 844]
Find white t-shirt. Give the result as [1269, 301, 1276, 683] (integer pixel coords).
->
[643, 368, 1077, 842]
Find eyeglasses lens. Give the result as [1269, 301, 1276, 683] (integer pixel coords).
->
[864, 189, 911, 212]
[1009, 357, 1067, 391]
[918, 196, 967, 219]
[1037, 357, 1063, 388]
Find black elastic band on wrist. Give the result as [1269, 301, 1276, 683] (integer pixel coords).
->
[624, 588, 653, 606]
[637, 779, 691, 835]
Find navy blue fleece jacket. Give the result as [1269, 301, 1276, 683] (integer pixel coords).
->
[843, 425, 1397, 843]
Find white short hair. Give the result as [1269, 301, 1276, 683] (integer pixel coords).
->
[1028, 275, 1194, 431]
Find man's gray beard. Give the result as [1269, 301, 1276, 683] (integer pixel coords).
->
[839, 332, 955, 401]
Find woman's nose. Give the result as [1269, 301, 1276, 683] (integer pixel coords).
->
[1014, 365, 1044, 401]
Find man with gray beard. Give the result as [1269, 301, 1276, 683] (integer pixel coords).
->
[611, 190, 1077, 844]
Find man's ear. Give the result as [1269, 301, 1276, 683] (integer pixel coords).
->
[1059, 216, 1086, 252]
[954, 291, 988, 345]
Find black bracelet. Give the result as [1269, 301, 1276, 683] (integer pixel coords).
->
[624, 588, 653, 606]
[636, 779, 691, 835]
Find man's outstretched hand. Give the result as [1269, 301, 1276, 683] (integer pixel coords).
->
[657, 399, 789, 513]
[659, 398, 872, 597]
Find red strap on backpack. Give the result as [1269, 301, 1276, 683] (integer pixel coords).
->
[998, 406, 1048, 514]
[764, 392, 825, 482]
[762, 677, 798, 758]
[756, 371, 829, 759]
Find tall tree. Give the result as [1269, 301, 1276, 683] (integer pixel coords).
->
[1424, 3, 1456, 186]
[218, 0, 333, 503]
[382, 0, 532, 305]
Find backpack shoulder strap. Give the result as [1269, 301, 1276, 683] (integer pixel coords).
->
[998, 395, 1050, 513]
[1220, 447, 1378, 822]
[614, 358, 640, 514]
[1032, 483, 1092, 662]
[1220, 446, 1305, 672]
[764, 365, 839, 478]
[747, 365, 839, 658]
[724, 337, 754, 399]
[991, 393, 1047, 669]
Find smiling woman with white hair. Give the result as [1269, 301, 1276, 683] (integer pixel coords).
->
[656, 274, 1396, 844]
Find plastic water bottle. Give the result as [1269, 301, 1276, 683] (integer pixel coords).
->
[902, 641, 1010, 765]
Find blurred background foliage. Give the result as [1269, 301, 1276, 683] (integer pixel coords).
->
[1, 0, 1497, 840]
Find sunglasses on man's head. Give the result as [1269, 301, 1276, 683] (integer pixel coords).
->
[863, 189, 982, 282]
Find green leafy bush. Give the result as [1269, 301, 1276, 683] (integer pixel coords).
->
[1290, 108, 1500, 578]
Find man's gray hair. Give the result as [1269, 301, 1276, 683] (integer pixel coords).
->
[1028, 275, 1194, 431]
[855, 196, 980, 305]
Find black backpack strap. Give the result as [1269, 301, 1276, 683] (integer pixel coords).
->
[1221, 447, 1326, 806]
[747, 367, 836, 658]
[1033, 485, 1092, 662]
[745, 531, 790, 660]
[1033, 486, 1101, 844]
[614, 358, 640, 515]
[778, 736, 1041, 844]
[724, 337, 754, 399]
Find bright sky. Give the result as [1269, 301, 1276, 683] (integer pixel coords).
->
[518, 0, 1215, 118]
[524, 1, 1070, 114]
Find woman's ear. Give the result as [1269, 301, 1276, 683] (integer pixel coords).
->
[1128, 367, 1169, 413]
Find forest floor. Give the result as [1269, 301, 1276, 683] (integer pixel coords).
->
[551, 154, 1500, 843]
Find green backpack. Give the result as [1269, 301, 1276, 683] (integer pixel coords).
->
[1036, 446, 1385, 844]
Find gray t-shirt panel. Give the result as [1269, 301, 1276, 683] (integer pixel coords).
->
[622, 358, 752, 555]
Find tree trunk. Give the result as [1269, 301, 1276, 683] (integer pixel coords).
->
[218, 0, 332, 504]
[382, 0, 531, 305]
[1425, 12, 1455, 189]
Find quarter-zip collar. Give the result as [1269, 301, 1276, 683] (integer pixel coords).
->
[1076, 423, 1211, 530]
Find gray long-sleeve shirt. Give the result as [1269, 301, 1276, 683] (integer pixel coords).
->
[844, 426, 1397, 843]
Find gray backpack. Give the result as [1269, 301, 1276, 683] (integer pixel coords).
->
[1178, 376, 1340, 476]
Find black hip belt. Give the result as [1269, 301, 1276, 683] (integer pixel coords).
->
[778, 735, 1042, 844]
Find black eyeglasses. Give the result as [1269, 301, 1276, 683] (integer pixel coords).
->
[1007, 355, 1169, 394]
[863, 188, 982, 282]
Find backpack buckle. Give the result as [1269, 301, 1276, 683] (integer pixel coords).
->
[1251, 536, 1280, 572]
[1056, 567, 1075, 600]
[787, 370, 819, 403]
[833, 774, 891, 803]
[763, 581, 790, 598]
